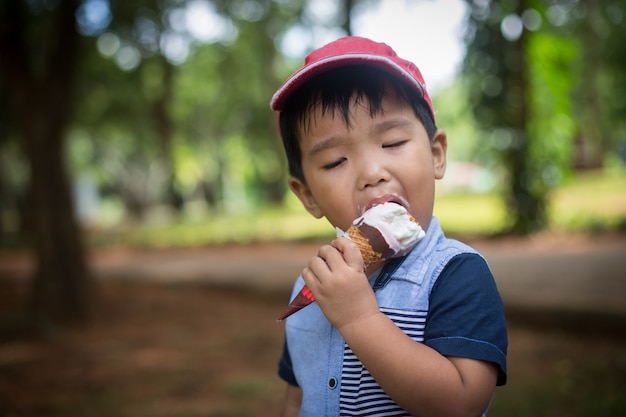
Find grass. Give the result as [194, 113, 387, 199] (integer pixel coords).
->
[549, 169, 626, 232]
[435, 192, 507, 235]
[87, 168, 626, 248]
[436, 167, 626, 236]
[89, 204, 336, 248]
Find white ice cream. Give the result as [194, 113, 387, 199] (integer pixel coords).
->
[338, 202, 426, 256]
[359, 202, 425, 253]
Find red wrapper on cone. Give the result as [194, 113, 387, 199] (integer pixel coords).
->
[276, 284, 315, 322]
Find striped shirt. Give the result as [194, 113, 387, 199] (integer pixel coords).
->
[340, 308, 427, 415]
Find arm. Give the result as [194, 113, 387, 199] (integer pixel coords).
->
[340, 311, 497, 417]
[303, 238, 498, 417]
[280, 384, 302, 417]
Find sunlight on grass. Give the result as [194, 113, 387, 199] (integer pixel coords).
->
[103, 204, 334, 248]
[436, 167, 626, 235]
[549, 169, 626, 232]
[435, 192, 508, 236]
[92, 168, 625, 248]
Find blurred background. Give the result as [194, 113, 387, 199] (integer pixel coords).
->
[0, 0, 625, 416]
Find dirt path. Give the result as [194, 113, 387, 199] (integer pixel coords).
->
[1, 232, 625, 417]
[3, 231, 625, 323]
[0, 282, 624, 417]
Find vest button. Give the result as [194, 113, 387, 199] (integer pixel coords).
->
[328, 377, 338, 389]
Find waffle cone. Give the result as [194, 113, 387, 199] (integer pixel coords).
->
[346, 225, 384, 267]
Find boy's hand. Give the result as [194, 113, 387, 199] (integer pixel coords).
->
[302, 237, 379, 330]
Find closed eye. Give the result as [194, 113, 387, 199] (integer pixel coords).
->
[323, 158, 346, 170]
[382, 140, 408, 149]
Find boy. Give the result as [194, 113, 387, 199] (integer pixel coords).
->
[270, 36, 507, 416]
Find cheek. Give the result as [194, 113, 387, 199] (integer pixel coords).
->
[312, 184, 346, 212]
[395, 158, 432, 187]
[401, 168, 436, 223]
[309, 183, 358, 227]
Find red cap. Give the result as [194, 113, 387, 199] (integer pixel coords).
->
[270, 36, 435, 122]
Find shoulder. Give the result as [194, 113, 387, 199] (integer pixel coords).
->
[431, 252, 497, 304]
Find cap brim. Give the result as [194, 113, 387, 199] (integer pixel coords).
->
[270, 53, 426, 112]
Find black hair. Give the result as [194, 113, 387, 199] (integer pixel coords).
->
[278, 65, 437, 183]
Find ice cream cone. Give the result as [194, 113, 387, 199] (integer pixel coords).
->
[276, 202, 425, 322]
[276, 234, 382, 322]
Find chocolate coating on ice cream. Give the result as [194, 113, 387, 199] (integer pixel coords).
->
[357, 223, 396, 259]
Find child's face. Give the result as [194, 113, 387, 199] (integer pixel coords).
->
[289, 88, 447, 233]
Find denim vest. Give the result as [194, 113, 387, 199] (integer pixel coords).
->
[285, 217, 483, 416]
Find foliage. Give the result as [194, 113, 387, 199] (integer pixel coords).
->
[526, 30, 577, 186]
[66, 0, 313, 217]
[462, 0, 626, 234]
[2, 0, 626, 253]
[598, 1, 626, 149]
[431, 80, 481, 164]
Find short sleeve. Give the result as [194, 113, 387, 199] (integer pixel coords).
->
[424, 253, 508, 385]
[277, 338, 299, 387]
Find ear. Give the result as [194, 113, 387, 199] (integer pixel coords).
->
[431, 129, 447, 180]
[288, 176, 324, 219]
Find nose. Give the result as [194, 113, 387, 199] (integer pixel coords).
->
[356, 155, 390, 190]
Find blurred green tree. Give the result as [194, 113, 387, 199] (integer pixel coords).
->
[462, 0, 625, 234]
[589, 0, 626, 163]
[0, 0, 318, 322]
[464, 0, 542, 233]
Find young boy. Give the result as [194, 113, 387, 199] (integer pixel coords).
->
[270, 36, 507, 417]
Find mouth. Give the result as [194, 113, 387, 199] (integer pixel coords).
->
[363, 195, 408, 213]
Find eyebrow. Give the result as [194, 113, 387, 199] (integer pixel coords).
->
[371, 118, 414, 135]
[308, 136, 347, 158]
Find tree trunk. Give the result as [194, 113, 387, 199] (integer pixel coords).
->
[341, 0, 354, 35]
[26, 106, 92, 321]
[505, 0, 547, 234]
[0, 0, 92, 322]
[152, 57, 183, 211]
[576, 0, 605, 170]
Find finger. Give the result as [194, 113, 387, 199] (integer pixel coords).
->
[318, 244, 346, 270]
[331, 237, 364, 269]
[308, 254, 330, 276]
[302, 265, 319, 286]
